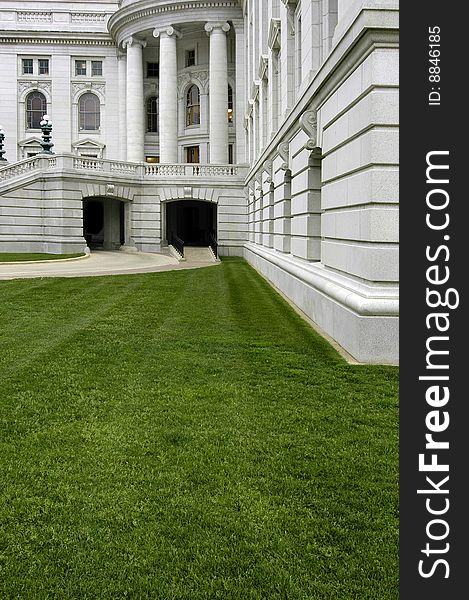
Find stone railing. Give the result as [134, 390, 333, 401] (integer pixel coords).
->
[0, 154, 246, 184]
[144, 163, 240, 177]
[0, 156, 42, 181]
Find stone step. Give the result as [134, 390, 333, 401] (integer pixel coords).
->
[184, 246, 217, 263]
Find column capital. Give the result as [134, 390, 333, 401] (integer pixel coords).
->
[153, 25, 181, 39]
[122, 36, 147, 50]
[205, 22, 230, 36]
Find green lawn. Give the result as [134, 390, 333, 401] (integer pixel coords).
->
[0, 258, 398, 599]
[0, 252, 85, 262]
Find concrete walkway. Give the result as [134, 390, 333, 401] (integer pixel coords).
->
[0, 250, 220, 281]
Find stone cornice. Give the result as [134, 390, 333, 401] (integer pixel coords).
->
[0, 32, 114, 46]
[109, 0, 242, 43]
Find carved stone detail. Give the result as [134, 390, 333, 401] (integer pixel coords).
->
[277, 142, 290, 170]
[299, 109, 318, 150]
[263, 160, 273, 183]
[177, 69, 209, 96]
[18, 80, 52, 101]
[72, 82, 105, 101]
[153, 26, 181, 40]
[122, 36, 147, 49]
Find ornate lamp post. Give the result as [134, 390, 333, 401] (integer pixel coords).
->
[0, 125, 6, 162]
[39, 114, 54, 154]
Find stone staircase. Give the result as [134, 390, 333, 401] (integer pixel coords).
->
[184, 246, 218, 263]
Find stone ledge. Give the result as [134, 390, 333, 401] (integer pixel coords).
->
[244, 242, 398, 317]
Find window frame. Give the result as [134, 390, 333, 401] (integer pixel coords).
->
[91, 61, 103, 77]
[185, 85, 200, 127]
[146, 62, 159, 78]
[185, 49, 196, 68]
[146, 96, 159, 133]
[38, 59, 49, 75]
[75, 60, 87, 77]
[25, 91, 47, 130]
[228, 84, 234, 124]
[78, 92, 101, 132]
[22, 59, 34, 75]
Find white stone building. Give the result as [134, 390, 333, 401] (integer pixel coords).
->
[0, 0, 399, 363]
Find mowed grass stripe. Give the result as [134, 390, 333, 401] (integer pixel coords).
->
[0, 258, 398, 599]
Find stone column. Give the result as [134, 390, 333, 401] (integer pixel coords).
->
[123, 37, 146, 163]
[232, 19, 245, 164]
[153, 26, 180, 164]
[117, 52, 127, 161]
[205, 22, 230, 164]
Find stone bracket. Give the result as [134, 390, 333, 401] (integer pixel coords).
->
[299, 109, 319, 150]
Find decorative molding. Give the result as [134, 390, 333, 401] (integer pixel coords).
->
[177, 69, 209, 96]
[277, 142, 290, 170]
[204, 22, 230, 35]
[0, 34, 114, 47]
[122, 36, 147, 49]
[17, 11, 52, 23]
[71, 13, 108, 24]
[18, 137, 43, 160]
[250, 81, 260, 102]
[298, 109, 318, 150]
[18, 80, 52, 102]
[72, 138, 106, 159]
[263, 159, 273, 183]
[280, 0, 298, 34]
[258, 55, 269, 81]
[153, 26, 181, 40]
[72, 82, 106, 101]
[268, 18, 281, 51]
[109, 0, 241, 35]
[254, 170, 263, 190]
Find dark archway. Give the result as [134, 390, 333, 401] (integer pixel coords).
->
[166, 200, 217, 247]
[83, 197, 125, 249]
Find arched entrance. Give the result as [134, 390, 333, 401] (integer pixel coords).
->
[166, 200, 217, 247]
[83, 197, 125, 250]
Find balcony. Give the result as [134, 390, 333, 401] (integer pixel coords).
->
[0, 154, 247, 189]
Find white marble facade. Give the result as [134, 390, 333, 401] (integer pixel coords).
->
[0, 0, 399, 363]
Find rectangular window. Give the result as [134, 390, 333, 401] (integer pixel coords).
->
[228, 144, 234, 165]
[75, 60, 87, 76]
[38, 59, 49, 75]
[147, 62, 159, 78]
[146, 156, 160, 164]
[185, 146, 199, 164]
[91, 61, 103, 76]
[22, 59, 33, 75]
[185, 49, 196, 67]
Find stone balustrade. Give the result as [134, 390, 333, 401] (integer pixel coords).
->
[0, 154, 246, 185]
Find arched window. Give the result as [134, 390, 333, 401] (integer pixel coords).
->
[228, 85, 233, 124]
[186, 85, 200, 127]
[147, 96, 158, 133]
[79, 93, 100, 131]
[26, 91, 47, 130]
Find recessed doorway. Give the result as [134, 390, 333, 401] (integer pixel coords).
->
[166, 200, 217, 247]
